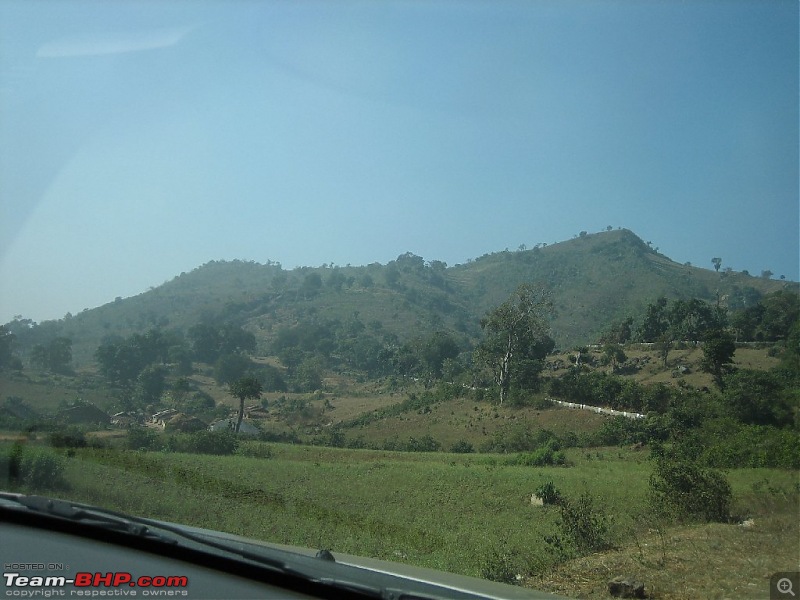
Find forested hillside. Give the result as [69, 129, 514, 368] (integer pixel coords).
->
[3, 228, 793, 368]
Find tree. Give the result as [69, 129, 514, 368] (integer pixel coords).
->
[214, 352, 253, 385]
[638, 297, 669, 342]
[300, 272, 323, 298]
[410, 331, 460, 380]
[656, 332, 673, 367]
[229, 377, 262, 433]
[95, 336, 148, 385]
[293, 357, 323, 392]
[722, 370, 792, 427]
[0, 326, 16, 370]
[711, 257, 722, 273]
[668, 298, 725, 342]
[170, 377, 193, 408]
[602, 343, 627, 372]
[188, 323, 255, 364]
[47, 337, 73, 373]
[30, 344, 48, 370]
[601, 318, 633, 344]
[475, 284, 552, 405]
[31, 337, 73, 373]
[326, 269, 347, 291]
[639, 297, 725, 348]
[760, 290, 800, 341]
[134, 365, 166, 407]
[700, 329, 736, 390]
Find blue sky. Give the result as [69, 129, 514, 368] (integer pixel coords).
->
[1, 0, 797, 323]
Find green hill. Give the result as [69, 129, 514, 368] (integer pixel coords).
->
[6, 228, 793, 367]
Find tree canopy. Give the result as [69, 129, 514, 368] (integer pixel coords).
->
[700, 328, 737, 390]
[229, 376, 263, 433]
[475, 283, 553, 405]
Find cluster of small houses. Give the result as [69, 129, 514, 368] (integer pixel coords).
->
[0, 402, 264, 436]
[145, 408, 262, 435]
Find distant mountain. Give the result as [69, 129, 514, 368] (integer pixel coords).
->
[8, 229, 794, 366]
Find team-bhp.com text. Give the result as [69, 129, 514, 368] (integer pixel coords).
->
[4, 573, 189, 597]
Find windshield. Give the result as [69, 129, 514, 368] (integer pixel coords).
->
[1, 1, 798, 598]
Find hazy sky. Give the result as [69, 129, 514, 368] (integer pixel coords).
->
[1, 0, 797, 324]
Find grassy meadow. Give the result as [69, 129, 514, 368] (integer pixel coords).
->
[2, 437, 797, 599]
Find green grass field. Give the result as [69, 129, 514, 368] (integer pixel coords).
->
[3, 438, 796, 599]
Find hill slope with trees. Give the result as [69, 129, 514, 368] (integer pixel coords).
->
[3, 228, 793, 368]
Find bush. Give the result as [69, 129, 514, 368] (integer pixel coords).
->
[49, 427, 88, 449]
[126, 427, 161, 451]
[21, 448, 67, 489]
[433, 382, 464, 402]
[545, 491, 613, 559]
[450, 440, 475, 454]
[1, 445, 68, 490]
[406, 435, 441, 452]
[548, 370, 643, 412]
[591, 416, 649, 446]
[722, 369, 793, 427]
[483, 425, 562, 454]
[480, 543, 521, 585]
[689, 419, 800, 469]
[649, 457, 732, 523]
[535, 481, 563, 505]
[512, 441, 566, 467]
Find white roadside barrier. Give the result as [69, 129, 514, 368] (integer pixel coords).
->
[548, 397, 646, 419]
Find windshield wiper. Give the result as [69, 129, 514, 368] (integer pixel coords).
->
[0, 492, 179, 544]
[0, 493, 459, 600]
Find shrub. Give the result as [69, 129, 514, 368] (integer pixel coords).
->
[484, 425, 562, 454]
[450, 440, 475, 454]
[545, 491, 613, 559]
[126, 426, 161, 451]
[513, 441, 566, 467]
[22, 448, 67, 489]
[548, 370, 643, 412]
[535, 481, 563, 505]
[49, 427, 88, 449]
[433, 382, 463, 402]
[722, 369, 793, 427]
[649, 457, 731, 523]
[2, 446, 68, 490]
[591, 416, 648, 446]
[480, 543, 521, 585]
[406, 435, 441, 452]
[663, 416, 800, 469]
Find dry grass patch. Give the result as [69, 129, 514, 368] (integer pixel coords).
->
[325, 392, 402, 423]
[527, 497, 799, 599]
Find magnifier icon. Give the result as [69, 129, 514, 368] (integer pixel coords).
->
[778, 578, 796, 596]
